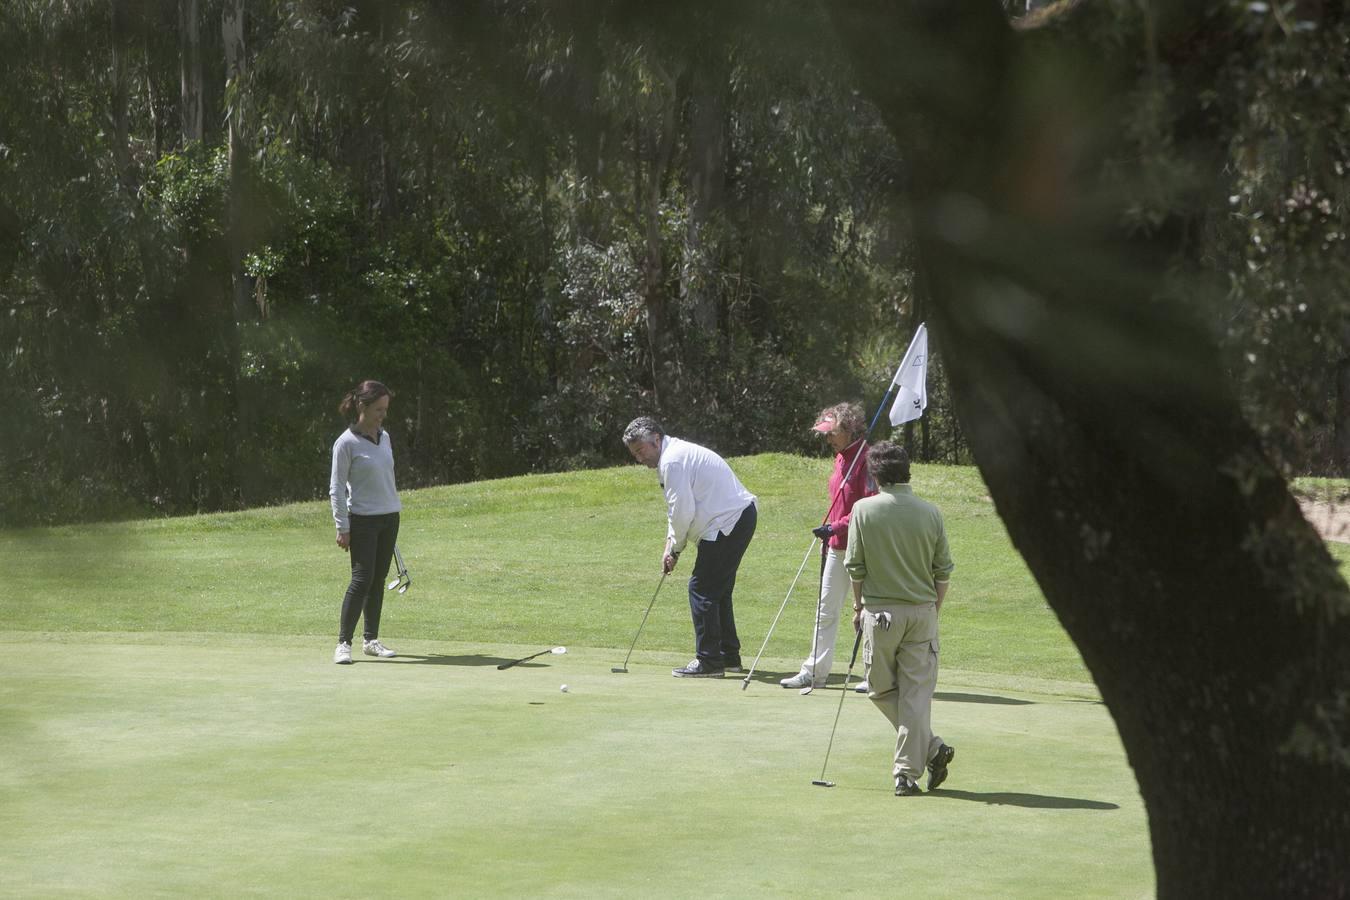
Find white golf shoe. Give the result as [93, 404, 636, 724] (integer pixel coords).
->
[779, 672, 824, 690]
[363, 638, 396, 658]
[334, 642, 353, 665]
[854, 679, 870, 693]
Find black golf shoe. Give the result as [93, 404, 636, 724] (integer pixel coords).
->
[894, 773, 922, 796]
[673, 658, 725, 678]
[927, 744, 955, 792]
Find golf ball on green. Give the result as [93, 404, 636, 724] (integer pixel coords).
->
[560, 684, 569, 693]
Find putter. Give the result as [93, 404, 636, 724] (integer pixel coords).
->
[385, 545, 411, 594]
[612, 573, 668, 673]
[812, 628, 864, 788]
[497, 646, 566, 670]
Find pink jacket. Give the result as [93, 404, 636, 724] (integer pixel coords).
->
[823, 439, 876, 550]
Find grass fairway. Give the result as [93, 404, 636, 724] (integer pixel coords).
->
[0, 456, 1156, 897]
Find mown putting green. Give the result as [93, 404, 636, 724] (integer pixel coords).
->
[0, 456, 1160, 896]
[1, 636, 1148, 897]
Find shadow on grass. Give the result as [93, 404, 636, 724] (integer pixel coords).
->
[385, 653, 520, 667]
[935, 789, 1119, 810]
[741, 676, 1035, 707]
[934, 691, 1033, 706]
[739, 668, 797, 686]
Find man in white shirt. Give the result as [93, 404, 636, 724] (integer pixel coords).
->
[624, 417, 758, 678]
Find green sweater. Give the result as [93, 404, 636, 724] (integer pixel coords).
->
[844, 484, 953, 605]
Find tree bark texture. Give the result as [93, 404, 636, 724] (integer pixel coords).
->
[222, 0, 256, 503]
[180, 0, 203, 144]
[222, 0, 249, 324]
[830, 2, 1350, 896]
[682, 57, 729, 335]
[109, 0, 133, 190]
[637, 68, 682, 408]
[1336, 322, 1350, 476]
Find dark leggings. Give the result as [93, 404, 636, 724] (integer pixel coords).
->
[338, 512, 400, 644]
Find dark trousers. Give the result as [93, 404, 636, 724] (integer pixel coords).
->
[339, 512, 400, 644]
[688, 503, 757, 665]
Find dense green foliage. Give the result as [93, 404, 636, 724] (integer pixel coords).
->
[0, 0, 961, 526]
[1217, 8, 1350, 475]
[1, 0, 1346, 526]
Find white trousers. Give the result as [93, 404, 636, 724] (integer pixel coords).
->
[798, 548, 849, 682]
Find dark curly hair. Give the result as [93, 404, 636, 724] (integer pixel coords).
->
[868, 441, 911, 485]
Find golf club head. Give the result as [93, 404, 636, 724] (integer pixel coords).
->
[799, 686, 814, 696]
[610, 666, 628, 673]
[397, 576, 410, 594]
[386, 577, 402, 590]
[811, 780, 836, 788]
[551, 646, 566, 655]
[740, 677, 750, 691]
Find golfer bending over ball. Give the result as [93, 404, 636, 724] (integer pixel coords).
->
[844, 441, 955, 795]
[624, 417, 757, 678]
[329, 380, 401, 665]
[780, 402, 876, 691]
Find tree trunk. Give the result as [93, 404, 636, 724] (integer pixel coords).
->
[830, 2, 1350, 896]
[222, 0, 256, 504]
[180, 0, 203, 145]
[570, 13, 605, 245]
[376, 4, 399, 226]
[682, 58, 729, 335]
[637, 66, 682, 409]
[109, 0, 133, 190]
[144, 45, 163, 161]
[222, 0, 250, 322]
[1335, 322, 1350, 476]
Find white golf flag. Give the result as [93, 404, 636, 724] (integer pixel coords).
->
[888, 323, 928, 426]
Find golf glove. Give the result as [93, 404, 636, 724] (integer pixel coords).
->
[812, 523, 834, 539]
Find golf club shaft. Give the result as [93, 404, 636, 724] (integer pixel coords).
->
[617, 573, 667, 671]
[815, 628, 864, 784]
[497, 648, 552, 670]
[388, 545, 410, 591]
[741, 538, 819, 688]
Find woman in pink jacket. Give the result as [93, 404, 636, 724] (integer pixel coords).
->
[780, 402, 876, 690]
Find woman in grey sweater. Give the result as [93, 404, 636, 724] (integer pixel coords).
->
[329, 380, 402, 664]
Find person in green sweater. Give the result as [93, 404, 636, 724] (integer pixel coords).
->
[844, 441, 956, 796]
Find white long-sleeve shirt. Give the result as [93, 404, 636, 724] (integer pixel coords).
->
[329, 428, 402, 533]
[657, 436, 757, 554]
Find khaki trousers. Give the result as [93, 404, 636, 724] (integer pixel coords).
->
[862, 602, 943, 780]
